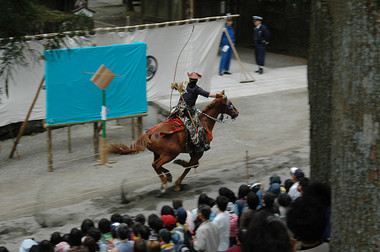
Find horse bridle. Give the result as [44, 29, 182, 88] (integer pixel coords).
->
[196, 99, 237, 124]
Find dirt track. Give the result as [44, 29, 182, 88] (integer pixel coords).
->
[0, 87, 309, 250]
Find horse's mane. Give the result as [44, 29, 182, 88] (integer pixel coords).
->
[202, 98, 224, 112]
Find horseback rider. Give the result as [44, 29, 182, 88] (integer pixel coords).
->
[170, 72, 223, 151]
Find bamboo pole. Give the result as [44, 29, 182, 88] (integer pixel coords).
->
[9, 76, 45, 158]
[94, 122, 100, 160]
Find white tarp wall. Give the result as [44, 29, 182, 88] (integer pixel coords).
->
[0, 19, 225, 127]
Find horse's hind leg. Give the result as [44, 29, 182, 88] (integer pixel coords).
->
[174, 152, 203, 192]
[152, 153, 176, 193]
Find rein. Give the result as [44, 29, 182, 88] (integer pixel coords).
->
[195, 108, 237, 124]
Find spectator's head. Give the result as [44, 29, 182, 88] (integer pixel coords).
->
[268, 183, 281, 198]
[197, 193, 211, 207]
[87, 227, 101, 242]
[219, 187, 237, 203]
[263, 192, 276, 208]
[29, 245, 39, 252]
[147, 240, 161, 252]
[161, 215, 176, 230]
[111, 222, 121, 238]
[98, 218, 111, 234]
[236, 228, 248, 246]
[290, 167, 304, 182]
[19, 239, 38, 252]
[159, 228, 172, 244]
[198, 205, 212, 221]
[117, 223, 131, 240]
[286, 196, 328, 244]
[150, 218, 164, 232]
[122, 214, 133, 226]
[172, 199, 183, 209]
[132, 222, 143, 238]
[284, 179, 294, 193]
[83, 236, 99, 252]
[50, 232, 62, 246]
[238, 184, 250, 199]
[216, 196, 229, 212]
[56, 241, 70, 252]
[148, 214, 160, 228]
[38, 240, 54, 252]
[303, 182, 331, 208]
[134, 239, 147, 252]
[161, 205, 175, 216]
[135, 214, 146, 225]
[250, 183, 262, 194]
[111, 213, 123, 224]
[80, 219, 95, 235]
[176, 207, 187, 225]
[269, 174, 281, 184]
[244, 216, 292, 252]
[0, 247, 8, 252]
[61, 233, 70, 243]
[277, 193, 292, 208]
[69, 228, 83, 247]
[298, 177, 310, 194]
[247, 191, 260, 210]
[140, 225, 151, 240]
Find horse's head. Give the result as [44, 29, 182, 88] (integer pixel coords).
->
[218, 90, 239, 119]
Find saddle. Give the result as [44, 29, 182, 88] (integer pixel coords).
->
[147, 118, 213, 152]
[148, 118, 185, 136]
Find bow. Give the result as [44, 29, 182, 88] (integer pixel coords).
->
[173, 24, 195, 84]
[170, 24, 195, 110]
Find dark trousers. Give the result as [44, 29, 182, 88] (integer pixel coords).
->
[219, 46, 233, 72]
[255, 44, 266, 67]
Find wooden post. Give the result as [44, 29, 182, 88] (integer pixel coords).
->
[138, 117, 143, 136]
[131, 118, 135, 139]
[67, 126, 72, 153]
[246, 150, 249, 184]
[47, 127, 53, 172]
[9, 76, 45, 158]
[94, 122, 100, 159]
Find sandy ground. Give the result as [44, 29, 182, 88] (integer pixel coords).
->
[0, 85, 309, 250]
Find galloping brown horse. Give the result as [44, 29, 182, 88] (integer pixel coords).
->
[109, 91, 239, 193]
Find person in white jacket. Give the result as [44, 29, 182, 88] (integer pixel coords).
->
[193, 205, 220, 252]
[212, 196, 231, 252]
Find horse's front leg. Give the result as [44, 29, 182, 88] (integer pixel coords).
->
[174, 152, 203, 191]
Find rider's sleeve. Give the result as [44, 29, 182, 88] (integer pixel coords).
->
[196, 86, 210, 98]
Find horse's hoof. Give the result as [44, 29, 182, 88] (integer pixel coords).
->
[173, 159, 182, 165]
[173, 184, 181, 192]
[160, 184, 167, 194]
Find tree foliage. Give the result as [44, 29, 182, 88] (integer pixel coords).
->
[0, 0, 93, 100]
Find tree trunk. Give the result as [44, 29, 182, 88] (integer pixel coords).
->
[308, 0, 333, 184]
[309, 0, 380, 250]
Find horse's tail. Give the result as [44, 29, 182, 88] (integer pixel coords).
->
[109, 133, 151, 155]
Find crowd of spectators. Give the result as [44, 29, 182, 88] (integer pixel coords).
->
[1, 167, 330, 252]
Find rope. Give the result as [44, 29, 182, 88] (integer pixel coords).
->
[195, 108, 237, 124]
